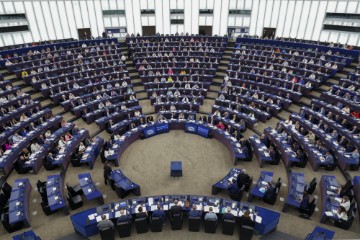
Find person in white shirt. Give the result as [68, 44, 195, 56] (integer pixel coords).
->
[114, 134, 121, 141]
[78, 142, 86, 154]
[31, 142, 41, 153]
[20, 113, 28, 121]
[336, 206, 348, 221]
[338, 196, 350, 212]
[342, 105, 350, 114]
[58, 137, 66, 148]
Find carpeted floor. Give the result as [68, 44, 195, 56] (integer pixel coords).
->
[2, 129, 360, 240]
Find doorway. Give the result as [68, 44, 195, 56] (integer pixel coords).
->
[262, 28, 276, 39]
[199, 26, 212, 36]
[142, 26, 156, 36]
[77, 28, 91, 40]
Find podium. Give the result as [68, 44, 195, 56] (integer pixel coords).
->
[170, 161, 182, 178]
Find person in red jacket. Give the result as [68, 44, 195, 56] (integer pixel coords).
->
[216, 121, 225, 130]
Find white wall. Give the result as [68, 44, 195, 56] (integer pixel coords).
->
[0, 0, 359, 47]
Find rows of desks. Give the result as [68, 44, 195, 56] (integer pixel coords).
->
[70, 194, 280, 237]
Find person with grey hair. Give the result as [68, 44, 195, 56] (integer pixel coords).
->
[222, 206, 235, 220]
[189, 205, 202, 218]
[204, 207, 218, 221]
[97, 214, 114, 230]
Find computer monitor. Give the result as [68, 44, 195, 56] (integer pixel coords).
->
[239, 202, 255, 212]
[96, 203, 112, 214]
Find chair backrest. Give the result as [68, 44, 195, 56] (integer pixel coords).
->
[204, 218, 217, 233]
[307, 198, 317, 216]
[239, 225, 254, 240]
[307, 178, 317, 194]
[350, 201, 357, 214]
[100, 227, 114, 240]
[116, 221, 131, 238]
[1, 182, 11, 198]
[170, 213, 183, 230]
[335, 211, 354, 230]
[222, 219, 235, 235]
[188, 216, 201, 232]
[135, 217, 148, 234]
[150, 216, 163, 232]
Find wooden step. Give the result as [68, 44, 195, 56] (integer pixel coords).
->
[136, 92, 148, 99]
[12, 80, 25, 86]
[73, 119, 99, 136]
[206, 91, 218, 98]
[40, 99, 52, 107]
[199, 99, 215, 114]
[139, 99, 154, 114]
[134, 86, 145, 92]
[31, 92, 42, 100]
[209, 85, 221, 91]
[51, 106, 64, 115]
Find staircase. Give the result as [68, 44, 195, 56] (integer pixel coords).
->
[199, 41, 235, 115]
[119, 41, 155, 116]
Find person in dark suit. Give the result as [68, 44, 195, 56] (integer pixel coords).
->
[239, 210, 254, 227]
[299, 191, 310, 211]
[72, 126, 79, 135]
[237, 172, 251, 189]
[286, 135, 294, 145]
[38, 134, 45, 144]
[188, 205, 202, 218]
[152, 204, 165, 222]
[345, 143, 355, 153]
[103, 161, 112, 185]
[222, 207, 235, 221]
[170, 200, 182, 217]
[135, 206, 148, 219]
[228, 179, 240, 195]
[46, 152, 54, 164]
[117, 209, 131, 223]
[296, 150, 305, 164]
[323, 124, 331, 134]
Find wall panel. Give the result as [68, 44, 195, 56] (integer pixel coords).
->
[0, 0, 359, 47]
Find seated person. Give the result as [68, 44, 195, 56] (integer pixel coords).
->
[97, 214, 114, 230]
[237, 172, 251, 189]
[77, 142, 86, 155]
[170, 200, 182, 218]
[336, 206, 348, 221]
[216, 121, 225, 130]
[135, 206, 148, 219]
[222, 207, 235, 221]
[117, 209, 132, 223]
[188, 205, 202, 218]
[204, 207, 218, 221]
[299, 191, 310, 212]
[46, 152, 54, 164]
[239, 210, 254, 227]
[338, 196, 350, 212]
[228, 179, 240, 195]
[151, 204, 165, 222]
[64, 132, 73, 141]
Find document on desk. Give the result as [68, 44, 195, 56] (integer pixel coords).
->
[255, 215, 262, 223]
[228, 177, 235, 182]
[325, 211, 334, 216]
[88, 214, 95, 221]
[326, 190, 335, 195]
